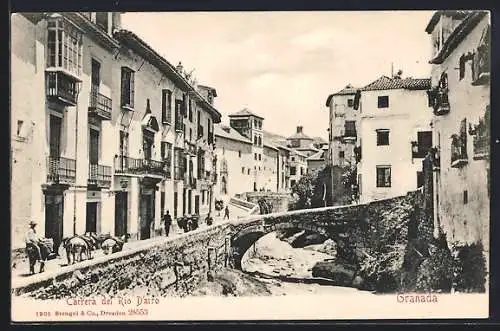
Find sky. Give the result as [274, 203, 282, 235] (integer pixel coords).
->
[122, 11, 435, 140]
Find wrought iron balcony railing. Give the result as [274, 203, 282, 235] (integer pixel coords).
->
[88, 163, 112, 188]
[88, 89, 112, 120]
[46, 156, 76, 185]
[184, 141, 197, 156]
[114, 155, 165, 176]
[46, 71, 79, 106]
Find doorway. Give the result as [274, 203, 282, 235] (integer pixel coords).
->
[194, 195, 200, 215]
[44, 192, 64, 250]
[86, 202, 98, 233]
[114, 192, 128, 237]
[140, 188, 155, 239]
[188, 190, 192, 214]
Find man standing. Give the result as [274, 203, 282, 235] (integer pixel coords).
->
[162, 210, 172, 237]
[224, 206, 230, 220]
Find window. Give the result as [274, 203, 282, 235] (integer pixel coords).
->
[416, 131, 433, 157]
[258, 154, 261, 161]
[291, 180, 296, 187]
[300, 167, 304, 175]
[120, 67, 135, 108]
[254, 119, 258, 127]
[339, 151, 345, 158]
[347, 99, 354, 107]
[417, 171, 424, 188]
[89, 128, 100, 165]
[290, 166, 296, 176]
[376, 166, 391, 187]
[162, 89, 172, 124]
[378, 96, 389, 108]
[376, 129, 389, 146]
[254, 135, 258, 145]
[344, 121, 356, 137]
[16, 120, 24, 137]
[291, 156, 295, 161]
[202, 191, 205, 204]
[463, 190, 468, 204]
[174, 100, 183, 131]
[258, 136, 262, 146]
[254, 153, 257, 160]
[49, 115, 62, 158]
[162, 142, 173, 178]
[238, 150, 241, 158]
[242, 167, 245, 174]
[47, 18, 83, 76]
[188, 100, 193, 122]
[247, 169, 250, 175]
[189, 128, 192, 142]
[142, 132, 153, 160]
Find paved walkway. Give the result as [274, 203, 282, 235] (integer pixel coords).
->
[11, 203, 250, 283]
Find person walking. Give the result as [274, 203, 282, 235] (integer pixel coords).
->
[224, 206, 230, 220]
[162, 210, 172, 237]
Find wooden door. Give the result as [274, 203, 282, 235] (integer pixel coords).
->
[114, 192, 128, 237]
[45, 192, 64, 249]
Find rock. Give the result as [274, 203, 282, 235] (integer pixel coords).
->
[291, 231, 327, 248]
[311, 261, 357, 287]
[351, 275, 364, 289]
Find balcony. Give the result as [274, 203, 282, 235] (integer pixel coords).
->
[114, 155, 165, 177]
[46, 156, 76, 185]
[469, 106, 490, 160]
[46, 71, 79, 106]
[88, 89, 112, 120]
[343, 129, 357, 142]
[88, 164, 112, 188]
[208, 132, 214, 145]
[472, 31, 490, 86]
[427, 86, 450, 116]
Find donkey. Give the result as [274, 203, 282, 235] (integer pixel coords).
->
[101, 234, 131, 255]
[61, 235, 93, 265]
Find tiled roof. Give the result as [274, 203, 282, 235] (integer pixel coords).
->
[287, 132, 314, 140]
[214, 125, 252, 144]
[228, 108, 264, 119]
[326, 84, 360, 106]
[361, 76, 431, 91]
[425, 10, 472, 33]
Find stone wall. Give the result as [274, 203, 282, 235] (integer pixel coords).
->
[12, 224, 233, 299]
[243, 192, 291, 213]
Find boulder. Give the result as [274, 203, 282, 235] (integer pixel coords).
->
[311, 261, 357, 287]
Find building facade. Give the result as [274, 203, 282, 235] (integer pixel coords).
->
[288, 150, 308, 188]
[354, 75, 433, 203]
[213, 124, 254, 201]
[10, 12, 221, 250]
[425, 11, 490, 251]
[286, 126, 319, 157]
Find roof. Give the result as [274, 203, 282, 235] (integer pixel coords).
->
[325, 84, 360, 107]
[307, 150, 325, 161]
[361, 76, 431, 91]
[295, 145, 320, 153]
[113, 29, 222, 123]
[214, 124, 252, 144]
[429, 11, 488, 65]
[287, 132, 314, 140]
[425, 10, 472, 34]
[228, 108, 264, 119]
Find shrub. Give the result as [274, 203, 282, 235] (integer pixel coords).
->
[451, 242, 487, 293]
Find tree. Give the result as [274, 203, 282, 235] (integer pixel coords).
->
[291, 173, 314, 210]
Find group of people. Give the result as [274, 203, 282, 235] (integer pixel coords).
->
[160, 205, 230, 236]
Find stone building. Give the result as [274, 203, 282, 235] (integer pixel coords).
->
[212, 124, 253, 201]
[425, 10, 490, 251]
[10, 12, 221, 250]
[354, 75, 432, 203]
[286, 126, 319, 157]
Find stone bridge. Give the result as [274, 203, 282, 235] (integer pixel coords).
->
[228, 191, 419, 269]
[12, 191, 421, 298]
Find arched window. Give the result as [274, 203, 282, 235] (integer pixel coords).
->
[258, 136, 262, 146]
[254, 135, 258, 145]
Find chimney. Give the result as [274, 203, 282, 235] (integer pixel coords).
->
[176, 62, 184, 74]
[297, 126, 303, 134]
